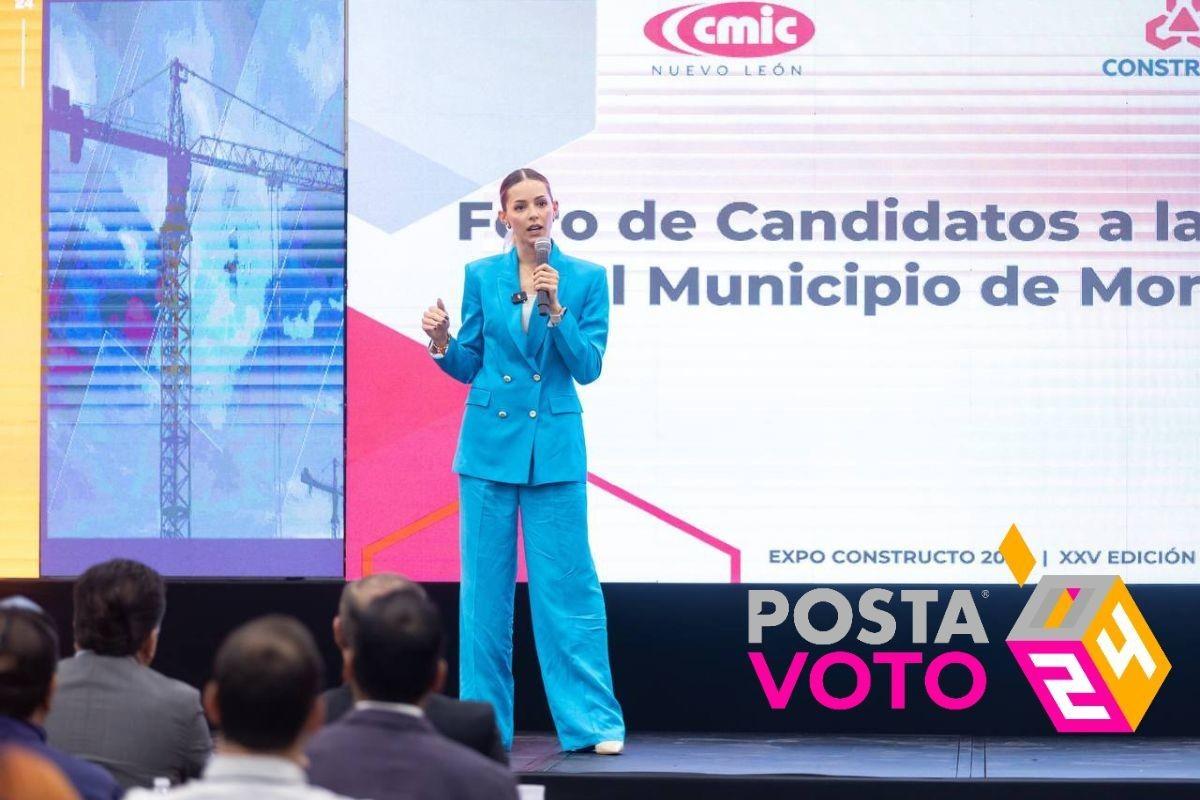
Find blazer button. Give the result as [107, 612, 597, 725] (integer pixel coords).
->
[498, 411, 508, 419]
[532, 374, 541, 382]
[528, 410, 537, 419]
[503, 375, 512, 383]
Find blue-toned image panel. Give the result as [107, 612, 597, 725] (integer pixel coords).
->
[44, 0, 345, 576]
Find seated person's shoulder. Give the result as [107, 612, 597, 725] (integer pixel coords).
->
[142, 665, 202, 702]
[428, 734, 515, 786]
[124, 666, 205, 727]
[426, 693, 494, 725]
[43, 746, 121, 799]
[307, 718, 512, 785]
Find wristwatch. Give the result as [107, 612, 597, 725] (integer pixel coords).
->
[548, 306, 567, 327]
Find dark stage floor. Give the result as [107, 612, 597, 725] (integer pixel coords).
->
[512, 734, 1200, 799]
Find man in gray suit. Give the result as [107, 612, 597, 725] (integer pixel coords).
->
[45, 559, 212, 789]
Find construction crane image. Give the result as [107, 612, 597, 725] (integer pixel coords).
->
[47, 58, 345, 539]
[300, 459, 344, 540]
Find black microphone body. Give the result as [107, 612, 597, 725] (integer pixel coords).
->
[534, 237, 552, 316]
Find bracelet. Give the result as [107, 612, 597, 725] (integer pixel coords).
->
[430, 338, 449, 355]
[548, 306, 567, 327]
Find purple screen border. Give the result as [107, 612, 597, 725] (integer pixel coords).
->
[40, 539, 344, 578]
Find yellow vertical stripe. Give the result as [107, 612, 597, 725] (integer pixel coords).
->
[0, 2, 43, 577]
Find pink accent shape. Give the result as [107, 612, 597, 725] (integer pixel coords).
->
[121, 297, 154, 346]
[347, 308, 463, 580]
[1169, 6, 1200, 31]
[1148, 13, 1184, 49]
[586, 472, 742, 582]
[643, 5, 699, 55]
[347, 308, 736, 582]
[748, 651, 807, 709]
[1067, 587, 1081, 600]
[1008, 639, 1132, 733]
[346, 309, 531, 581]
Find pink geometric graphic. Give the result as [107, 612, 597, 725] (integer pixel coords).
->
[586, 473, 741, 582]
[1007, 639, 1131, 733]
[347, 307, 742, 582]
[346, 307, 470, 580]
[1146, 0, 1200, 50]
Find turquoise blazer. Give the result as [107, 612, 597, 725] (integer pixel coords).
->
[435, 241, 609, 485]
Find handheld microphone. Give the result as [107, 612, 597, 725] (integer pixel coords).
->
[534, 237, 552, 316]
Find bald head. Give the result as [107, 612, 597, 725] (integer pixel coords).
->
[336, 574, 426, 650]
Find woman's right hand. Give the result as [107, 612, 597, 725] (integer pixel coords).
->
[422, 298, 451, 346]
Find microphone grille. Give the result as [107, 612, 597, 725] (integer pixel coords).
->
[534, 237, 552, 257]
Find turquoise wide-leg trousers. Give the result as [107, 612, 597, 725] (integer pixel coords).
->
[458, 475, 625, 751]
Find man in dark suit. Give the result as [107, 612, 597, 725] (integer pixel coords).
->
[321, 575, 506, 764]
[306, 589, 517, 800]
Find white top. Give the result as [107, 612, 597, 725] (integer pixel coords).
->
[124, 755, 353, 800]
[353, 699, 425, 717]
[521, 296, 533, 333]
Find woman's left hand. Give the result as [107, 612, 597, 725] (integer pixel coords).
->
[532, 264, 561, 313]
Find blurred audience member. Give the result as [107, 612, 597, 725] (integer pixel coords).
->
[307, 591, 517, 800]
[126, 616, 350, 800]
[323, 574, 506, 764]
[45, 559, 211, 789]
[0, 605, 121, 799]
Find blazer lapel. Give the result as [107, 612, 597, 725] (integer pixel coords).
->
[494, 249, 538, 371]
[525, 302, 548, 362]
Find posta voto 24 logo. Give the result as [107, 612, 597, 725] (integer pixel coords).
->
[747, 526, 1171, 731]
[1001, 527, 1171, 732]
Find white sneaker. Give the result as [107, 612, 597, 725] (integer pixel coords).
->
[594, 740, 624, 755]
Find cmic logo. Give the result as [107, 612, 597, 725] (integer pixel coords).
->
[645, 3, 815, 57]
[1146, 0, 1200, 50]
[1007, 575, 1171, 733]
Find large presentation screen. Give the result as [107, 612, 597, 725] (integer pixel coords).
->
[346, 0, 1200, 584]
[42, 0, 346, 576]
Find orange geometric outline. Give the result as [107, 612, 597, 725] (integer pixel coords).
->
[361, 499, 459, 576]
[357, 473, 743, 582]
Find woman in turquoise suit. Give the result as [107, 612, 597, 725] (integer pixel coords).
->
[421, 168, 625, 755]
